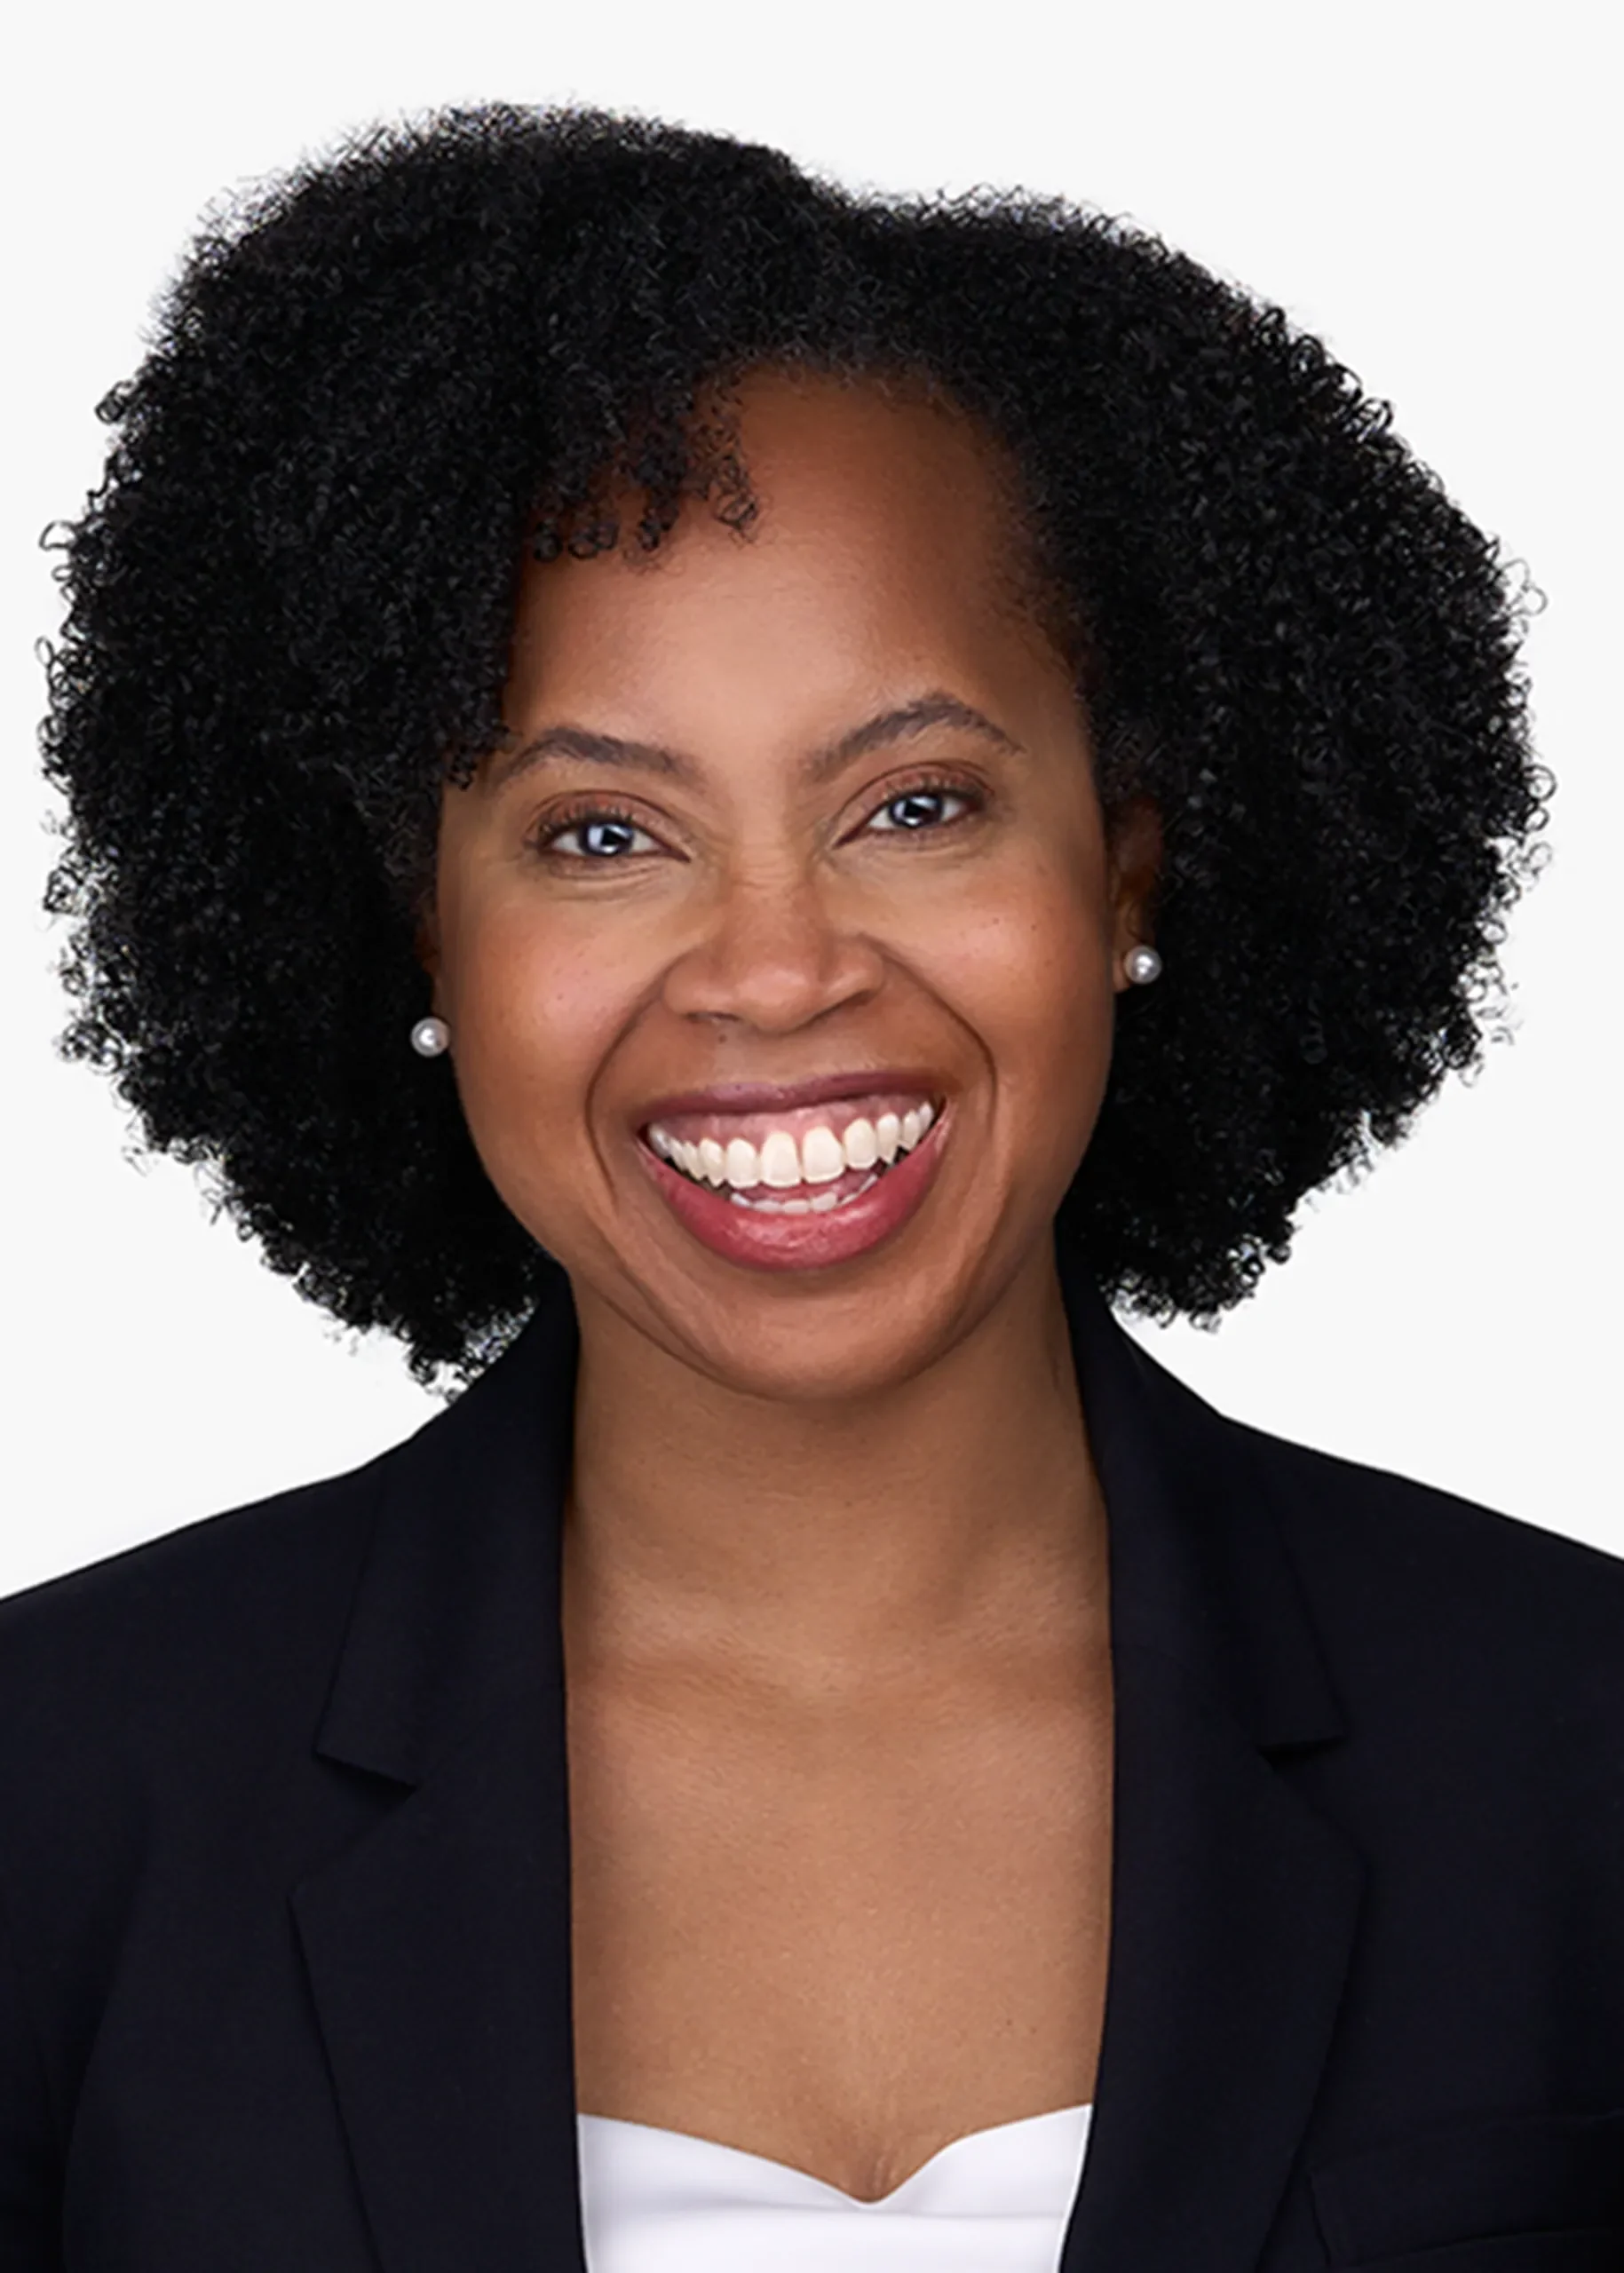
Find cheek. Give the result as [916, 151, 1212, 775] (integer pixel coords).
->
[914, 851, 1117, 1205]
[922, 858, 1113, 1073]
[437, 896, 638, 1210]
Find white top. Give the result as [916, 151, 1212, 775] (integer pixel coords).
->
[577, 2102, 1093, 2273]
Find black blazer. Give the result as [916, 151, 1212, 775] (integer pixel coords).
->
[3, 1241, 1623, 2271]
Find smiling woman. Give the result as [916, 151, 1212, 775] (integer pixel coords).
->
[429, 370, 1154, 1358]
[4, 102, 1622, 2273]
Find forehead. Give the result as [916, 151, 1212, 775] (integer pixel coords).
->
[711, 367, 1018, 549]
[505, 369, 1046, 724]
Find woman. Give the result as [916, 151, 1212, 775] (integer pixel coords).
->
[3, 103, 1620, 2273]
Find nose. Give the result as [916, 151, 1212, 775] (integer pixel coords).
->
[661, 867, 885, 1034]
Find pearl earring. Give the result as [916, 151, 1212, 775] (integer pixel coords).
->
[1124, 945, 1163, 986]
[410, 1015, 451, 1057]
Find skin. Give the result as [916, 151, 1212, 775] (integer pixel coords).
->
[424, 368, 1161, 2201]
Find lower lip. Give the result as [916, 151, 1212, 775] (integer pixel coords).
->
[636, 1113, 949, 1272]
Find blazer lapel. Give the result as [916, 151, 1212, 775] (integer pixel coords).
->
[1056, 1247, 1365, 2273]
[291, 1271, 590, 2273]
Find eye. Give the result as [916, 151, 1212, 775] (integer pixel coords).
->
[531, 804, 663, 860]
[862, 780, 978, 836]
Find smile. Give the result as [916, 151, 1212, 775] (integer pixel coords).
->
[646, 1099, 936, 1209]
[637, 1092, 947, 1270]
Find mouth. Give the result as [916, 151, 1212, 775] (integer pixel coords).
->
[634, 1089, 949, 1272]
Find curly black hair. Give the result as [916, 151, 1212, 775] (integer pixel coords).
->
[40, 104, 1547, 1381]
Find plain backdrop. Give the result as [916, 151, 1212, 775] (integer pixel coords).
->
[4, 0, 1618, 1598]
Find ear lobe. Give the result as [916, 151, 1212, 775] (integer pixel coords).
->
[1109, 794, 1163, 941]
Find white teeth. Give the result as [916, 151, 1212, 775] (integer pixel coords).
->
[801, 1125, 845, 1184]
[759, 1129, 801, 1188]
[728, 1173, 881, 1215]
[841, 1117, 878, 1170]
[651, 1102, 940, 1192]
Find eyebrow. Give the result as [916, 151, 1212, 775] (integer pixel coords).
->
[488, 692, 1021, 792]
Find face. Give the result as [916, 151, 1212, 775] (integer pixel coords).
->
[426, 370, 1158, 1403]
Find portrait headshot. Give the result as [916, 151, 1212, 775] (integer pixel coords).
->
[1, 4, 1619, 2269]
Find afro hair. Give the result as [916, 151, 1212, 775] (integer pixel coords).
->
[40, 104, 1548, 1379]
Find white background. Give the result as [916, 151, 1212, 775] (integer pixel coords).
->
[4, 0, 1618, 1597]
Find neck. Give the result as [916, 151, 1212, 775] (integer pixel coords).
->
[561, 1239, 1107, 1691]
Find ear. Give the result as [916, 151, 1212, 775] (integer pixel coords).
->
[1106, 796, 1162, 992]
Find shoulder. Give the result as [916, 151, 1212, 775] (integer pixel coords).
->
[0, 1445, 392, 1785]
[1232, 1414, 1624, 1738]
[1244, 1414, 1624, 1608]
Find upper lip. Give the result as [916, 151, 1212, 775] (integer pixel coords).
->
[638, 1071, 944, 1121]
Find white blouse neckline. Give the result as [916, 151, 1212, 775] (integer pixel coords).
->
[577, 2101, 1094, 2269]
[579, 2101, 1094, 2209]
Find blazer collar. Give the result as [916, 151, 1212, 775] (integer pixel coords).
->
[295, 1238, 1362, 2273]
[312, 1267, 579, 1785]
[1061, 1255, 1344, 1752]
[296, 1269, 585, 2272]
[1054, 1251, 1362, 2272]
[313, 1242, 1343, 1781]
